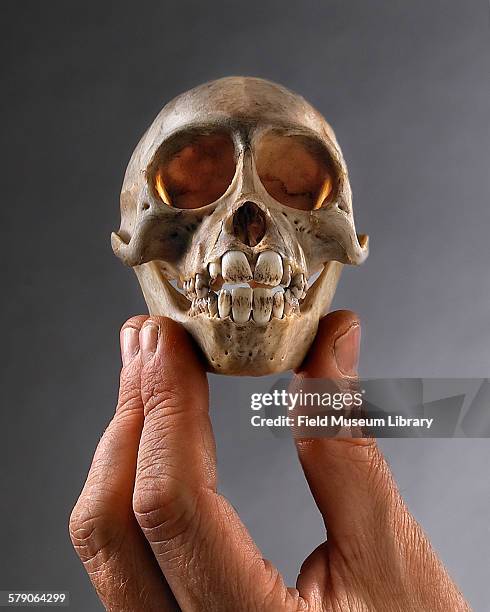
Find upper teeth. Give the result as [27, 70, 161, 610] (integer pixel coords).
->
[185, 249, 305, 323]
[290, 273, 306, 298]
[281, 263, 291, 287]
[222, 251, 252, 283]
[254, 251, 283, 286]
[208, 261, 221, 282]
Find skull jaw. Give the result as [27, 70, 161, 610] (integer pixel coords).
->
[185, 315, 318, 375]
[133, 260, 343, 376]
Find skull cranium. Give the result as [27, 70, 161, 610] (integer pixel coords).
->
[112, 77, 368, 375]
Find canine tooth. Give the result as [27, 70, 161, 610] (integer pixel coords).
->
[272, 291, 284, 319]
[232, 286, 252, 323]
[208, 261, 221, 281]
[208, 292, 218, 317]
[218, 290, 231, 318]
[222, 251, 252, 283]
[195, 273, 208, 298]
[254, 251, 283, 286]
[252, 288, 273, 325]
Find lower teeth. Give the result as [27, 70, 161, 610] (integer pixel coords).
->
[189, 285, 300, 322]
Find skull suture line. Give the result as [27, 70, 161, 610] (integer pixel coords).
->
[112, 77, 368, 376]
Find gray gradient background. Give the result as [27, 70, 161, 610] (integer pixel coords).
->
[1, 1, 489, 610]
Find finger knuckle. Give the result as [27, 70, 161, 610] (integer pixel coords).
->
[321, 437, 383, 473]
[338, 436, 378, 460]
[69, 497, 122, 566]
[333, 439, 397, 511]
[115, 386, 143, 416]
[133, 477, 195, 544]
[141, 380, 184, 418]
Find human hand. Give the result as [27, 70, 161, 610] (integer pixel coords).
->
[70, 312, 470, 611]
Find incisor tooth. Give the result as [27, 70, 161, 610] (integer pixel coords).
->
[254, 251, 283, 286]
[218, 290, 231, 318]
[253, 288, 273, 325]
[272, 291, 284, 319]
[208, 261, 221, 281]
[221, 251, 252, 283]
[232, 286, 252, 323]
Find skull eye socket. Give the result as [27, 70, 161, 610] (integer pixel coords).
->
[255, 132, 335, 211]
[152, 131, 236, 209]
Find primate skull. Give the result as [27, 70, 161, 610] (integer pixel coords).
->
[112, 77, 368, 375]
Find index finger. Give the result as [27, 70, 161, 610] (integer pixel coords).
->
[70, 316, 178, 611]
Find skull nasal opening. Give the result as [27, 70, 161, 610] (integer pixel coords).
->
[232, 201, 267, 247]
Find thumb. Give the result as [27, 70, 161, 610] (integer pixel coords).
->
[292, 310, 400, 546]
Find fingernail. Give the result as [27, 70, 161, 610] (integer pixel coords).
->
[121, 326, 140, 366]
[334, 323, 360, 376]
[140, 322, 159, 364]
